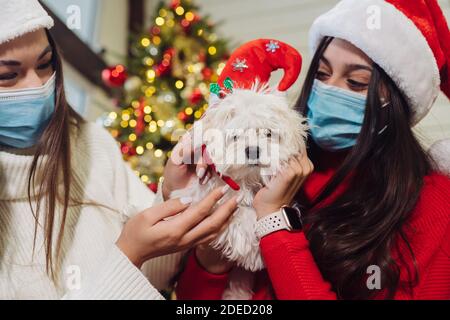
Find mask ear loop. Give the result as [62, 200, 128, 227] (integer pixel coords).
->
[378, 100, 390, 135]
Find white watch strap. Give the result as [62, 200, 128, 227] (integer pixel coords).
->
[256, 209, 290, 239]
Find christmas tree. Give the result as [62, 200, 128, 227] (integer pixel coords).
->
[101, 0, 229, 192]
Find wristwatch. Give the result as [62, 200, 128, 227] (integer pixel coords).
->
[255, 204, 303, 239]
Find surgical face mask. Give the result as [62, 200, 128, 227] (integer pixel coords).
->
[0, 73, 56, 149]
[307, 79, 367, 151]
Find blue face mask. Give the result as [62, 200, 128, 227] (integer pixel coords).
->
[307, 79, 367, 151]
[0, 73, 56, 149]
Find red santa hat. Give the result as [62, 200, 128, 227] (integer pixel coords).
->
[0, 0, 54, 45]
[309, 0, 450, 126]
[210, 39, 302, 99]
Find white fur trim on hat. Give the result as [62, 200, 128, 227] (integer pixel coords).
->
[429, 139, 450, 177]
[0, 0, 54, 45]
[309, 0, 441, 126]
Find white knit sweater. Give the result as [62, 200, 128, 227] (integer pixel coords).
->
[0, 122, 183, 300]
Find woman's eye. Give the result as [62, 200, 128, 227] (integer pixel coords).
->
[0, 72, 18, 81]
[316, 71, 330, 79]
[37, 60, 53, 70]
[347, 79, 368, 89]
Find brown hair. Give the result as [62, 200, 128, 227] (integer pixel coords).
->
[28, 30, 84, 279]
[294, 37, 434, 299]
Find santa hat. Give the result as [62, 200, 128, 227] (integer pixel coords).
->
[0, 0, 54, 45]
[309, 0, 450, 126]
[210, 39, 302, 99]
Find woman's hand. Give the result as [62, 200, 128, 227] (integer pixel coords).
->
[253, 151, 314, 219]
[116, 186, 237, 268]
[162, 134, 210, 200]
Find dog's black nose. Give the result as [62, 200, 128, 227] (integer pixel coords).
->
[245, 146, 260, 160]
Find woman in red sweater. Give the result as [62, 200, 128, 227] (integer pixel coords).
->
[175, 0, 450, 300]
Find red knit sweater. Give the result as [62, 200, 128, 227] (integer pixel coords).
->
[176, 151, 450, 300]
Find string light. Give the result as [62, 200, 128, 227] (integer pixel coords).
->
[153, 36, 161, 45]
[185, 107, 193, 115]
[149, 121, 158, 132]
[175, 6, 185, 15]
[159, 9, 167, 17]
[146, 142, 154, 150]
[146, 69, 156, 80]
[109, 112, 117, 120]
[141, 38, 151, 47]
[129, 133, 137, 141]
[157, 120, 165, 127]
[129, 119, 137, 128]
[185, 12, 195, 21]
[166, 19, 175, 27]
[155, 17, 165, 26]
[154, 149, 163, 158]
[208, 46, 217, 55]
[144, 115, 152, 122]
[136, 146, 144, 155]
[194, 111, 202, 119]
[144, 105, 152, 114]
[144, 57, 154, 66]
[175, 80, 184, 89]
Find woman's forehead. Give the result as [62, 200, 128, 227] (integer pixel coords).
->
[0, 29, 49, 60]
[322, 38, 372, 68]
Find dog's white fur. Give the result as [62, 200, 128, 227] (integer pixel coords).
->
[171, 84, 308, 299]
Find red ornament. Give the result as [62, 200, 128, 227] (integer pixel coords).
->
[155, 48, 175, 77]
[178, 111, 189, 122]
[102, 65, 128, 87]
[201, 67, 212, 80]
[148, 182, 158, 193]
[189, 88, 204, 104]
[135, 99, 146, 137]
[151, 26, 160, 35]
[170, 0, 180, 9]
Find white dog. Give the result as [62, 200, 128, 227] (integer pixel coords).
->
[171, 85, 307, 299]
[171, 39, 306, 299]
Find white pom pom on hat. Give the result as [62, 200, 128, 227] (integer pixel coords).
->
[429, 139, 450, 177]
[0, 0, 54, 45]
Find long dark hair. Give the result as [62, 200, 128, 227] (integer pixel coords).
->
[28, 29, 85, 279]
[294, 37, 434, 299]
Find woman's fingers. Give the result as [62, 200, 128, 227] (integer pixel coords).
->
[183, 196, 238, 245]
[174, 186, 231, 232]
[141, 198, 192, 225]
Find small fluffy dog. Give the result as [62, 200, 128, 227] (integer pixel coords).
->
[171, 39, 307, 299]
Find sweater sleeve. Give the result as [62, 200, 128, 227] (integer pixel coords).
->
[260, 230, 337, 300]
[176, 251, 230, 300]
[83, 123, 185, 294]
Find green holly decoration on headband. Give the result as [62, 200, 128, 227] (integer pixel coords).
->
[210, 77, 234, 97]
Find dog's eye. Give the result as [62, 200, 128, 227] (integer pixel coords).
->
[233, 135, 239, 142]
[266, 130, 272, 138]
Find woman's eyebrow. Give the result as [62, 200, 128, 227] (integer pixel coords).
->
[0, 45, 52, 66]
[346, 63, 373, 73]
[37, 45, 52, 60]
[319, 56, 332, 69]
[0, 60, 21, 66]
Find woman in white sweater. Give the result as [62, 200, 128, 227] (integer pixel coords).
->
[0, 0, 239, 299]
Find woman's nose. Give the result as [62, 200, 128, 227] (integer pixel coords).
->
[323, 76, 347, 91]
[22, 71, 46, 88]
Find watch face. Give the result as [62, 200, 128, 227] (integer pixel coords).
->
[283, 207, 302, 230]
